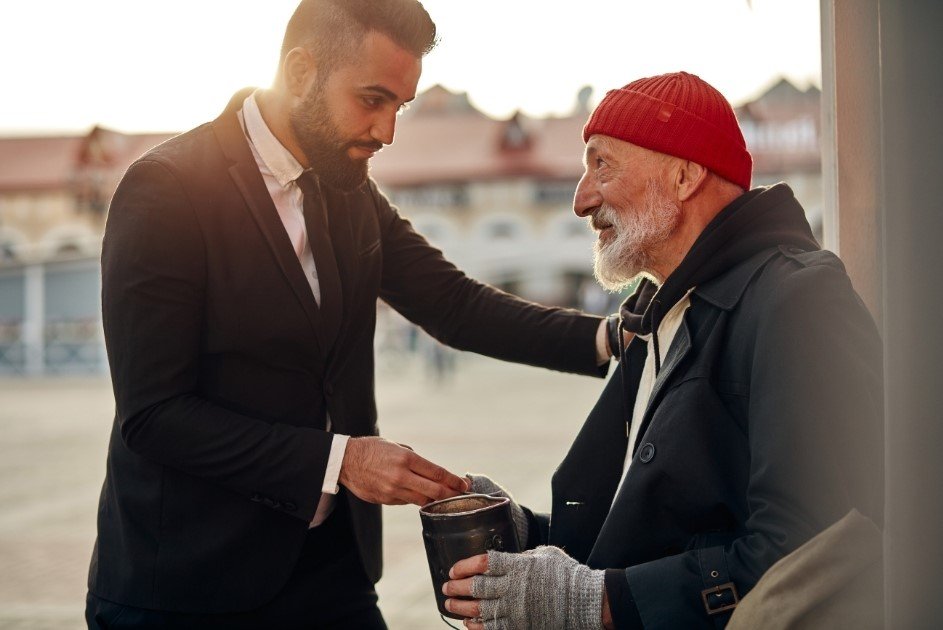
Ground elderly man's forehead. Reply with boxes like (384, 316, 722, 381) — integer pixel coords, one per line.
(585, 135, 618, 154)
(584, 135, 661, 162)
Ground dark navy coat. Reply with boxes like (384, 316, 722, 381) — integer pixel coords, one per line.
(534, 245, 883, 629)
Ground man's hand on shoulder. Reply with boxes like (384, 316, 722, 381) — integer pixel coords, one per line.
(339, 436, 468, 506)
(597, 314, 634, 364)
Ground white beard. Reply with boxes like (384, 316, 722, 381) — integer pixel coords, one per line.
(592, 178, 682, 291)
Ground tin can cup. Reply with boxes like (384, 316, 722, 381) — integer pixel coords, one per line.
(419, 493, 521, 619)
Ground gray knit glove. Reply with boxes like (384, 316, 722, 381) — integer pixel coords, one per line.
(466, 474, 530, 550)
(470, 546, 605, 630)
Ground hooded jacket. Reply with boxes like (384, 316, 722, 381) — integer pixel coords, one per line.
(525, 184, 883, 629)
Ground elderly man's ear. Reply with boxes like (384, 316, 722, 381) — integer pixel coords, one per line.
(673, 159, 709, 202)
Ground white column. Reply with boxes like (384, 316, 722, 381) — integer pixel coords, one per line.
(819, 0, 882, 327)
(22, 263, 44, 376)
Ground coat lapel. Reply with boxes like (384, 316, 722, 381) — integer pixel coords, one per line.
(634, 317, 693, 453)
(630, 250, 782, 452)
(586, 320, 695, 565)
(210, 89, 328, 361)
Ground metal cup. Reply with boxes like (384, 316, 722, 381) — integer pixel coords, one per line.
(419, 494, 521, 619)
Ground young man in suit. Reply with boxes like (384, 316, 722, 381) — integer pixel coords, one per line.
(86, 1, 613, 627)
(444, 72, 883, 629)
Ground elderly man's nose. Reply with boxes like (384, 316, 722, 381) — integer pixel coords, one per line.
(573, 176, 600, 217)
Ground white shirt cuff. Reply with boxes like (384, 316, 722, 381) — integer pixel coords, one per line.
(595, 318, 611, 365)
(321, 433, 349, 494)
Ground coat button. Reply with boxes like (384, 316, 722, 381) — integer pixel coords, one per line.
(639, 442, 656, 463)
(324, 383, 335, 396)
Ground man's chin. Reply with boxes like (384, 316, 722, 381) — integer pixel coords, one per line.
(593, 246, 647, 292)
(593, 260, 635, 292)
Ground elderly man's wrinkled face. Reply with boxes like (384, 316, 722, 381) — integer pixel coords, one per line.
(573, 136, 682, 289)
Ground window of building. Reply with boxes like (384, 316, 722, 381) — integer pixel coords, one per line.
(1, 241, 16, 262)
(54, 243, 82, 259)
(486, 221, 520, 240)
(390, 185, 468, 209)
(534, 180, 578, 205)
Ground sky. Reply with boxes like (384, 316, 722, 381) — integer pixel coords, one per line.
(0, 0, 821, 136)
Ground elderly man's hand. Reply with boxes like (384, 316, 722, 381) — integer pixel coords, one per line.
(338, 436, 467, 505)
(443, 546, 606, 630)
(465, 474, 529, 549)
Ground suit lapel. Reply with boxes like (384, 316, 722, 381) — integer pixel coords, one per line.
(210, 90, 328, 361)
(321, 185, 358, 352)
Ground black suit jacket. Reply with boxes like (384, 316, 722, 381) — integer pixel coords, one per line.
(89, 89, 604, 613)
(529, 246, 883, 628)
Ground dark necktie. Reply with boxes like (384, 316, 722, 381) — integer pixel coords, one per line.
(296, 170, 343, 349)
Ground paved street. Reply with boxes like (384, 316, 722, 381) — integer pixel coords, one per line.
(0, 353, 611, 629)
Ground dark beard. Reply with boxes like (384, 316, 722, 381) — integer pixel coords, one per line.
(288, 83, 380, 192)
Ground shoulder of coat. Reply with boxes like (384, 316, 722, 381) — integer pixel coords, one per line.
(775, 245, 846, 273)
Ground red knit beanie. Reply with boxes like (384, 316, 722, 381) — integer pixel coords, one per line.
(583, 71, 753, 190)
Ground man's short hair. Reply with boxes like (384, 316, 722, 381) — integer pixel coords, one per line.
(280, 0, 438, 76)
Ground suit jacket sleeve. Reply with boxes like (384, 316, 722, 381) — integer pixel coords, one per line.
(101, 158, 333, 522)
(369, 184, 606, 377)
(613, 263, 883, 628)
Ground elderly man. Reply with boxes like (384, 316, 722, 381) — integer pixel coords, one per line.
(444, 72, 883, 629)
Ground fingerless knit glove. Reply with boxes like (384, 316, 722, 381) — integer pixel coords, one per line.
(471, 546, 605, 630)
(466, 474, 530, 550)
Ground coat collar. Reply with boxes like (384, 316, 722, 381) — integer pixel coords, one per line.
(693, 247, 780, 311)
(628, 249, 777, 456)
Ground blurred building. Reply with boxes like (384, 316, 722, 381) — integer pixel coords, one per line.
(738, 78, 823, 235)
(0, 127, 173, 262)
(370, 85, 597, 310)
(373, 79, 824, 310)
(0, 78, 821, 375)
(0, 128, 174, 374)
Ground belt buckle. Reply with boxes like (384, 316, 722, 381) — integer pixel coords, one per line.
(701, 581, 739, 615)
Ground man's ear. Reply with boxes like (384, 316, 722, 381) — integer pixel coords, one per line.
(282, 47, 316, 98)
(674, 159, 709, 202)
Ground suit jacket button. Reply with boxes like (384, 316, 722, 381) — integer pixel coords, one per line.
(325, 383, 335, 396)
(639, 443, 656, 463)
(284, 502, 297, 512)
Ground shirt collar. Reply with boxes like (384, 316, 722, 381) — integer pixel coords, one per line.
(241, 90, 304, 187)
